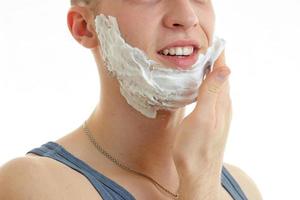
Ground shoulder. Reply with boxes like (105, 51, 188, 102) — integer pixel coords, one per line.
(223, 162, 263, 200)
(0, 155, 61, 200)
(0, 155, 104, 200)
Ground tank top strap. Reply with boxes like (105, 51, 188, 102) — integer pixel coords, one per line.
(27, 141, 135, 200)
(221, 166, 248, 200)
(27, 142, 247, 200)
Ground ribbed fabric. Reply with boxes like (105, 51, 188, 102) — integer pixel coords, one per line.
(27, 142, 248, 200)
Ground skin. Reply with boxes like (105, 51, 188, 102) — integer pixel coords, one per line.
(0, 0, 262, 199)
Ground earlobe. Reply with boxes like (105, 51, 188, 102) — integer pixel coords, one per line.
(67, 7, 99, 49)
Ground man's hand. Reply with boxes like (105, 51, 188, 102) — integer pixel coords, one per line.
(173, 50, 232, 199)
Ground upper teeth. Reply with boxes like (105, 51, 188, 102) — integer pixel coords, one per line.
(161, 46, 194, 56)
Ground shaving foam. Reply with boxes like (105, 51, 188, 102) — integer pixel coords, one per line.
(94, 14, 226, 118)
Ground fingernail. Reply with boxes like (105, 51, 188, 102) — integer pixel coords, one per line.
(216, 70, 230, 81)
(205, 67, 210, 76)
(203, 67, 210, 80)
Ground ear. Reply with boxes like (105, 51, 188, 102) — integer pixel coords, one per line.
(67, 6, 99, 49)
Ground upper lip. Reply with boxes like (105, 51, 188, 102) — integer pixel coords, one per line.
(157, 40, 201, 53)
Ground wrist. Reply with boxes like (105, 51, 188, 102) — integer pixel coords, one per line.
(175, 157, 223, 180)
(178, 177, 222, 200)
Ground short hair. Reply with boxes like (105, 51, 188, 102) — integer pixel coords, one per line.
(71, 0, 94, 6)
(71, 0, 100, 13)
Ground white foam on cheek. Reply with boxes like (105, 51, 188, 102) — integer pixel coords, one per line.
(94, 14, 226, 118)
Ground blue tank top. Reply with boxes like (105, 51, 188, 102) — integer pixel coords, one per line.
(26, 142, 248, 200)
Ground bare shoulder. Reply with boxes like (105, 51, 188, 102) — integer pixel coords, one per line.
(0, 156, 57, 200)
(223, 163, 263, 200)
(0, 155, 104, 200)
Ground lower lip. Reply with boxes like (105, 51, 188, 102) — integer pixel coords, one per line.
(157, 49, 200, 70)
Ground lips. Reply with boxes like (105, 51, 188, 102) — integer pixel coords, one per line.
(156, 40, 201, 70)
(157, 49, 200, 70)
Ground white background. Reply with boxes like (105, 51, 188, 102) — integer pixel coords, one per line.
(1, 0, 300, 199)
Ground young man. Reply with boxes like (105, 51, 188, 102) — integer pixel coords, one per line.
(0, 0, 262, 199)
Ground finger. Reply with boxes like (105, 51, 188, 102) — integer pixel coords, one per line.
(215, 80, 231, 130)
(193, 66, 231, 118)
(214, 49, 230, 114)
(203, 49, 227, 80)
(215, 95, 232, 147)
(212, 49, 226, 70)
(223, 96, 233, 142)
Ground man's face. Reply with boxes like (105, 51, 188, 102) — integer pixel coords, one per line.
(95, 0, 215, 69)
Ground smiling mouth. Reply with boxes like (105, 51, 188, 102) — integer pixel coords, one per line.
(156, 46, 200, 69)
(157, 46, 199, 57)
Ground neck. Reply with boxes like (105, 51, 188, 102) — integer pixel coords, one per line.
(87, 94, 185, 173)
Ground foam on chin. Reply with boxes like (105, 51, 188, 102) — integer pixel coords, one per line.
(94, 14, 226, 118)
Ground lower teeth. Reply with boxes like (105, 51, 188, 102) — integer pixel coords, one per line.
(169, 55, 188, 57)
(160, 54, 188, 56)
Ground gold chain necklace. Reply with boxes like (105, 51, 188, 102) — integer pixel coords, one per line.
(82, 120, 179, 199)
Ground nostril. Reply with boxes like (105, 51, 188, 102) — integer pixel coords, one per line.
(173, 23, 182, 27)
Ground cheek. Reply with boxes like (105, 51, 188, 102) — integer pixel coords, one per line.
(199, 8, 216, 46)
(116, 13, 157, 53)
(207, 6, 216, 44)
(208, 15, 216, 44)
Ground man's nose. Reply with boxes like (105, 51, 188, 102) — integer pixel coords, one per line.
(163, 0, 199, 31)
